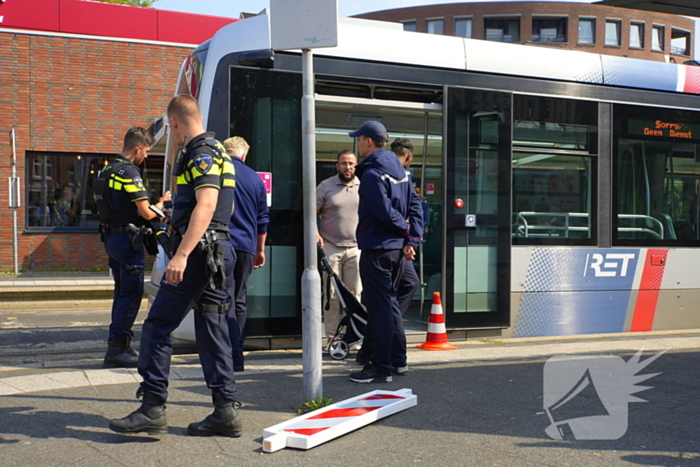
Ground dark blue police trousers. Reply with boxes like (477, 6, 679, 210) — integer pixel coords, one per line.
(105, 233, 144, 342)
(359, 249, 406, 374)
(358, 256, 417, 367)
(138, 240, 237, 404)
(397, 259, 420, 316)
(225, 250, 255, 370)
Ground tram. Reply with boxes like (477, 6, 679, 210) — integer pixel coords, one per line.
(146, 14, 700, 343)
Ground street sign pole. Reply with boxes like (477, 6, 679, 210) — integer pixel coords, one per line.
(300, 48, 323, 399)
(9, 129, 19, 274)
(270, 0, 338, 400)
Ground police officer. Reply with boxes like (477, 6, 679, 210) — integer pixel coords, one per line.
(348, 121, 421, 384)
(355, 138, 423, 369)
(96, 127, 171, 369)
(109, 95, 240, 437)
(389, 138, 423, 319)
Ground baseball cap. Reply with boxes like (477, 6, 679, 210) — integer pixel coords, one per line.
(348, 121, 389, 142)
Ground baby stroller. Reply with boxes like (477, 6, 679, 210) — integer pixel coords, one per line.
(318, 246, 368, 360)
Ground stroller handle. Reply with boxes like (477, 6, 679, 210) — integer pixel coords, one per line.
(318, 244, 333, 274)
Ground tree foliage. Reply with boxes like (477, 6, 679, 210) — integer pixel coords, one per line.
(87, 0, 160, 7)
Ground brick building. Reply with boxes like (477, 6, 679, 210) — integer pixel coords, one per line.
(356, 1, 695, 64)
(0, 0, 235, 272)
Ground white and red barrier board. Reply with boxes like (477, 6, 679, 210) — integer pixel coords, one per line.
(263, 388, 417, 453)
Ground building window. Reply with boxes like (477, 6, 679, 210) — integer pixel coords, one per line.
(485, 17, 520, 43)
(32, 157, 53, 181)
(25, 152, 163, 231)
(532, 17, 567, 43)
(614, 104, 700, 246)
(402, 20, 416, 32)
(25, 153, 102, 229)
(426, 18, 444, 35)
(578, 18, 595, 44)
(455, 17, 472, 38)
(630, 22, 644, 49)
(652, 25, 665, 52)
(605, 19, 621, 46)
(671, 28, 691, 55)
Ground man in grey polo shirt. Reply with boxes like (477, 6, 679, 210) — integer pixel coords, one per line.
(317, 149, 362, 344)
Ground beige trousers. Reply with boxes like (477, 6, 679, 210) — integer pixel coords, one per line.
(322, 242, 362, 339)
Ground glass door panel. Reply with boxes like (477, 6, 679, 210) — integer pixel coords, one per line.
(229, 66, 303, 337)
(445, 87, 511, 328)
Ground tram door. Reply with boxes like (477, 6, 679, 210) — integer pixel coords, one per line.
(443, 87, 511, 329)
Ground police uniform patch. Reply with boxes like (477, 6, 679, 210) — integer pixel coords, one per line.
(133, 177, 145, 191)
(194, 154, 213, 174)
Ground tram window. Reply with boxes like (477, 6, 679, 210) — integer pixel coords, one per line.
(513, 95, 598, 152)
(512, 152, 595, 245)
(613, 104, 700, 246)
(616, 140, 700, 244)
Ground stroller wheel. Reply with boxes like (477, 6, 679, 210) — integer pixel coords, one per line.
(328, 338, 349, 360)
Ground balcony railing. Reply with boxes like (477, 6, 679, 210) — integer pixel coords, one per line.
(485, 34, 520, 43)
(670, 45, 689, 55)
(531, 34, 567, 43)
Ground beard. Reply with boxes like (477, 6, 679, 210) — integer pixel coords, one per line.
(338, 172, 355, 183)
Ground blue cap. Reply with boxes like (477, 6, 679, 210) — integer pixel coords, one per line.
(348, 121, 389, 142)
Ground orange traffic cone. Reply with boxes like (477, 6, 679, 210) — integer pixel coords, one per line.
(417, 292, 458, 351)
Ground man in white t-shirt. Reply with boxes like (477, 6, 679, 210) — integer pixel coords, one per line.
(317, 150, 362, 343)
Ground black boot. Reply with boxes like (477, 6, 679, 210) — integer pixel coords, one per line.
(109, 391, 167, 435)
(104, 337, 138, 368)
(125, 336, 139, 358)
(187, 394, 242, 437)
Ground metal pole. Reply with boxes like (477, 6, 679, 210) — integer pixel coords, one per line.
(10, 129, 19, 274)
(301, 48, 323, 399)
(419, 114, 429, 320)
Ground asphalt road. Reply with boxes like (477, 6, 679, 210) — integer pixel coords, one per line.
(0, 332, 699, 466)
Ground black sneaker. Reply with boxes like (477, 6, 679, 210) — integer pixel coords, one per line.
(350, 366, 392, 383)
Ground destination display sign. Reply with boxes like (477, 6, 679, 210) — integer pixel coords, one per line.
(628, 119, 699, 139)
